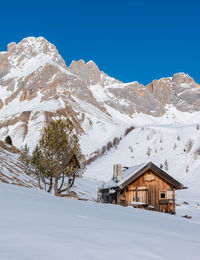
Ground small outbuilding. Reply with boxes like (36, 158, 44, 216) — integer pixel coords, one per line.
(98, 162, 186, 214)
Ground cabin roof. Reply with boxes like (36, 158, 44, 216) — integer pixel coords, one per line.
(102, 162, 186, 190)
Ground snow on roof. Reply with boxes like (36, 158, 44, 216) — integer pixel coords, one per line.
(103, 162, 148, 189)
(102, 161, 185, 190)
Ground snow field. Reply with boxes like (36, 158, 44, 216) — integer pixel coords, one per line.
(0, 181, 200, 260)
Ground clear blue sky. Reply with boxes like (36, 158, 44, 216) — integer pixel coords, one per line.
(1, 0, 200, 85)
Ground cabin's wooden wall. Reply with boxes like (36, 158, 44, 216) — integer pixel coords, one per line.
(121, 169, 173, 212)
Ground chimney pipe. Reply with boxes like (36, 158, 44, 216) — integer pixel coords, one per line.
(113, 164, 122, 182)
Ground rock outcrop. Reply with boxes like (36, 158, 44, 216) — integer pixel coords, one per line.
(0, 36, 200, 150)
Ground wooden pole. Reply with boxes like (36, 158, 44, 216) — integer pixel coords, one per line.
(172, 188, 176, 214)
(136, 186, 138, 202)
(116, 190, 120, 204)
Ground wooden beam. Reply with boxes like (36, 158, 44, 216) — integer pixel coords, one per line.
(172, 188, 176, 214)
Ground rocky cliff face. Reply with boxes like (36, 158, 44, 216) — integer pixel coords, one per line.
(0, 36, 199, 152)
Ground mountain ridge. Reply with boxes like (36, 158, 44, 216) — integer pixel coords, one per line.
(0, 36, 200, 154)
(0, 36, 200, 209)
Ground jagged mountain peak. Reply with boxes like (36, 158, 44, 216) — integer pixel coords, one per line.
(7, 36, 57, 56)
(69, 59, 101, 85)
(1, 36, 200, 152)
(6, 36, 67, 70)
(69, 59, 121, 86)
(69, 59, 98, 68)
(69, 59, 99, 71)
(172, 72, 195, 85)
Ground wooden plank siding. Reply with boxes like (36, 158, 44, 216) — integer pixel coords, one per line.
(99, 162, 186, 214)
(118, 169, 174, 213)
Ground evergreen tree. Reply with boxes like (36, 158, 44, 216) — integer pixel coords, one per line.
(5, 135, 12, 145)
(19, 119, 85, 195)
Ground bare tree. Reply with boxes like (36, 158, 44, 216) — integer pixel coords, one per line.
(195, 147, 200, 156)
(164, 159, 168, 171)
(113, 137, 120, 148)
(184, 139, 194, 153)
(101, 145, 107, 155)
(106, 141, 112, 151)
(146, 146, 151, 157)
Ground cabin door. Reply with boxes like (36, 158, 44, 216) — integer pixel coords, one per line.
(133, 186, 148, 204)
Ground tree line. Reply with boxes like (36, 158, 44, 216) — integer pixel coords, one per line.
(87, 125, 135, 165)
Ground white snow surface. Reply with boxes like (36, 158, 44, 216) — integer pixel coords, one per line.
(0, 181, 200, 260)
(82, 105, 200, 209)
(4, 55, 74, 80)
(1, 37, 200, 258)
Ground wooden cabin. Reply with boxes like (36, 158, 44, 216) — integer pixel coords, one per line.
(98, 162, 186, 214)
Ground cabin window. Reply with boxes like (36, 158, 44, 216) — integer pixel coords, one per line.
(160, 191, 166, 199)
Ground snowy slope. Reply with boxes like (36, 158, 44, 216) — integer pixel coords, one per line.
(0, 37, 200, 259)
(0, 141, 38, 188)
(0, 36, 200, 213)
(0, 181, 200, 260)
(1, 36, 200, 156)
(84, 106, 200, 205)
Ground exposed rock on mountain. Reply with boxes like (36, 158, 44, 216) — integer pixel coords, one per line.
(0, 36, 200, 153)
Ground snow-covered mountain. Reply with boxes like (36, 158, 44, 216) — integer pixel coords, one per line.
(0, 36, 200, 153)
(0, 36, 200, 202)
